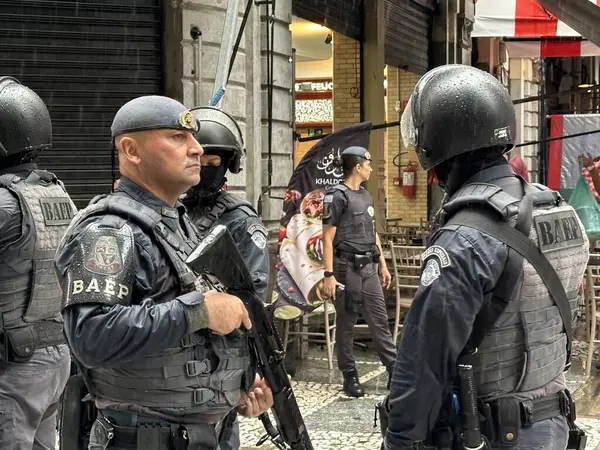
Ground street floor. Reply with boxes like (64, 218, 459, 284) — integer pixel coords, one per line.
(240, 341, 600, 450)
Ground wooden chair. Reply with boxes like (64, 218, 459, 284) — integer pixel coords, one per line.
(584, 264, 600, 376)
(282, 300, 337, 371)
(389, 243, 424, 344)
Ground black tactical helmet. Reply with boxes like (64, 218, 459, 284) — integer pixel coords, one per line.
(401, 65, 516, 171)
(0, 76, 52, 158)
(191, 106, 244, 174)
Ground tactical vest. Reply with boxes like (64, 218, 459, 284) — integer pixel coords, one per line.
(64, 194, 254, 417)
(439, 182, 589, 399)
(330, 184, 377, 251)
(0, 170, 76, 359)
(191, 191, 256, 236)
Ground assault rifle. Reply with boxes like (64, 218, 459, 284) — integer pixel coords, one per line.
(186, 224, 314, 450)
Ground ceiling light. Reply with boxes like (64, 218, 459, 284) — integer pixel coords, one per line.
(307, 23, 329, 31)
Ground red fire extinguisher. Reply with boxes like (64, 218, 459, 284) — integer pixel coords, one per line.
(402, 162, 417, 197)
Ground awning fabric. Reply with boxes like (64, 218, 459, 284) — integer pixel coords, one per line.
(505, 39, 600, 58)
(474, 0, 600, 57)
(473, 0, 599, 38)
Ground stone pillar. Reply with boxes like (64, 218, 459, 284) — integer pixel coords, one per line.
(510, 58, 541, 183)
(162, 0, 293, 229)
(362, 0, 386, 228)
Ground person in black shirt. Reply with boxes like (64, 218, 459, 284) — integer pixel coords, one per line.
(322, 146, 397, 398)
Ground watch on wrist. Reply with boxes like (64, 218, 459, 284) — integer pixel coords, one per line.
(324, 271, 334, 278)
(588, 165, 596, 172)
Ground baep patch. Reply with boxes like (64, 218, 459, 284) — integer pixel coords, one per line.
(420, 259, 441, 287)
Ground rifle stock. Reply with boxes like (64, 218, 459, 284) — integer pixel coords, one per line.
(186, 225, 313, 450)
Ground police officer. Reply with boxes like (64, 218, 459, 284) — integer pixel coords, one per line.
(183, 106, 270, 301)
(322, 146, 397, 398)
(182, 107, 270, 450)
(383, 65, 589, 450)
(0, 76, 73, 449)
(54, 95, 273, 450)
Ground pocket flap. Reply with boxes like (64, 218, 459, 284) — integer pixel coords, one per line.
(6, 326, 36, 358)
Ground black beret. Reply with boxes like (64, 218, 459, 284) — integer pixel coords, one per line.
(111, 95, 199, 138)
(342, 146, 371, 160)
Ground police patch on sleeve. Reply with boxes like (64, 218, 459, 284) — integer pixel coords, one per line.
(421, 245, 451, 267)
(248, 223, 268, 250)
(63, 222, 136, 308)
(420, 259, 441, 287)
(85, 234, 124, 275)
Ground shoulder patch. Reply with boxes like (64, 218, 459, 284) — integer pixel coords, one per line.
(248, 223, 268, 249)
(421, 245, 451, 267)
(533, 210, 585, 253)
(420, 259, 441, 287)
(85, 233, 124, 275)
(63, 221, 136, 308)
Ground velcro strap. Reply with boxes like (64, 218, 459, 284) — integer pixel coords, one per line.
(36, 321, 66, 347)
(110, 423, 172, 448)
(521, 392, 568, 427)
(224, 356, 251, 370)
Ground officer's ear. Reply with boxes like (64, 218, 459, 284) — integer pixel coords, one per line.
(116, 135, 142, 166)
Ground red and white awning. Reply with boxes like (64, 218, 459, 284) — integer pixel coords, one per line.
(473, 0, 600, 38)
(505, 40, 600, 58)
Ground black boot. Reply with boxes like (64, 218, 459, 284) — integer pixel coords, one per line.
(343, 369, 365, 398)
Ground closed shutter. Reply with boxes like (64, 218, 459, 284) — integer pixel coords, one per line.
(385, 0, 433, 75)
(292, 0, 362, 40)
(0, 0, 163, 208)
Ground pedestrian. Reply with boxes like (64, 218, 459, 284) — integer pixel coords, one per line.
(322, 146, 397, 397)
(0, 76, 73, 449)
(54, 95, 273, 450)
(182, 106, 271, 450)
(383, 64, 589, 450)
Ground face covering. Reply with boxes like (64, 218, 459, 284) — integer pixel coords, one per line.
(198, 164, 228, 194)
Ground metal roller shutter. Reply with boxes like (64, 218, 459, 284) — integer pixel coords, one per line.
(385, 0, 433, 75)
(292, 0, 362, 40)
(0, 0, 163, 208)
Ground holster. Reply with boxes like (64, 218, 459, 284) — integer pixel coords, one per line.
(375, 396, 389, 437)
(344, 289, 363, 314)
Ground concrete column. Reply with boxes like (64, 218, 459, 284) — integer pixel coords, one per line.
(362, 0, 386, 228)
(332, 33, 361, 132)
(162, 0, 293, 229)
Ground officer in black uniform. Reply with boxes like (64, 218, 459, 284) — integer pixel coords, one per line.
(383, 65, 589, 450)
(54, 95, 273, 450)
(182, 107, 270, 450)
(183, 106, 270, 301)
(0, 77, 73, 449)
(322, 146, 397, 398)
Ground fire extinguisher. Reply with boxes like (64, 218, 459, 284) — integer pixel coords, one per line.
(402, 162, 417, 197)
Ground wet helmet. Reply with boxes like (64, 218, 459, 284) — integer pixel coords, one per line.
(191, 106, 244, 174)
(401, 64, 516, 171)
(0, 76, 52, 158)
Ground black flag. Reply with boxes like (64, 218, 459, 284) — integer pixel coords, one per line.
(271, 121, 372, 319)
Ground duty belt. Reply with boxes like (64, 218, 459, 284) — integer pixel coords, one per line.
(98, 409, 227, 450)
(481, 390, 573, 445)
(334, 249, 379, 264)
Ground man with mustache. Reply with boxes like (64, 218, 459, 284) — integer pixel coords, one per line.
(55, 96, 272, 450)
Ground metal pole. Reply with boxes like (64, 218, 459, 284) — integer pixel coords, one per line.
(515, 127, 600, 148)
(210, 0, 243, 107)
(291, 48, 297, 168)
(191, 26, 203, 106)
